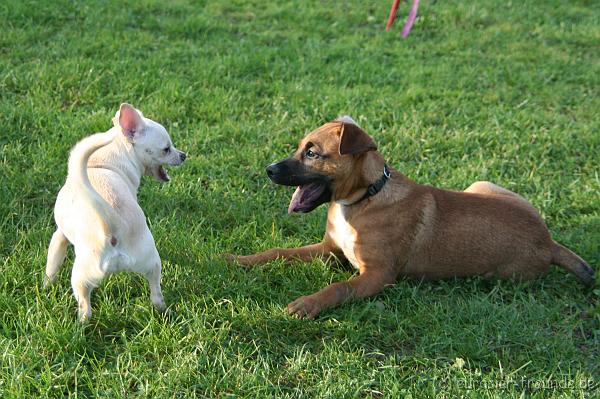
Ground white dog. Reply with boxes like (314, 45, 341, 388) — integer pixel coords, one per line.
(45, 103, 186, 321)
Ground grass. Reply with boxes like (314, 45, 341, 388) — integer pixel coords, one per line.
(1, 0, 599, 397)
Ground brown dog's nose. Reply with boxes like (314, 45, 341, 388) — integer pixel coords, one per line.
(266, 163, 277, 178)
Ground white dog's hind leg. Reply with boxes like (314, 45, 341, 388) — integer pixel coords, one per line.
(145, 262, 166, 313)
(44, 229, 69, 288)
(71, 257, 97, 322)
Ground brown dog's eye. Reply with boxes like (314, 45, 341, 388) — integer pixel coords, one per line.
(305, 149, 318, 159)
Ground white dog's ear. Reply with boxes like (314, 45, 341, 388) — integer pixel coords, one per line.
(113, 103, 143, 141)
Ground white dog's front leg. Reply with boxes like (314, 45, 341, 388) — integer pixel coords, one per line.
(145, 264, 166, 313)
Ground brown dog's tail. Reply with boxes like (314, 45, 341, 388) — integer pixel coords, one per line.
(551, 241, 595, 286)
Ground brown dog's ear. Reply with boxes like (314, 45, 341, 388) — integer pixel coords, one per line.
(338, 122, 377, 155)
(113, 103, 144, 141)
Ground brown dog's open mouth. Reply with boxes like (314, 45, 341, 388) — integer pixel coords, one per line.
(288, 182, 330, 214)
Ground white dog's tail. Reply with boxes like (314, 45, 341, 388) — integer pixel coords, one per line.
(67, 131, 118, 234)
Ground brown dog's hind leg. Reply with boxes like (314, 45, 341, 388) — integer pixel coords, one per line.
(464, 181, 524, 199)
(464, 181, 539, 213)
(287, 268, 397, 319)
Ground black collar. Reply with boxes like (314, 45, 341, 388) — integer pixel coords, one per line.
(351, 164, 391, 205)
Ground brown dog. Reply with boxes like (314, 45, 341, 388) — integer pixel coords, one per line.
(228, 116, 594, 319)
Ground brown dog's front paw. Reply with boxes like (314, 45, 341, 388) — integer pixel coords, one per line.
(222, 253, 238, 264)
(222, 253, 254, 267)
(287, 295, 322, 319)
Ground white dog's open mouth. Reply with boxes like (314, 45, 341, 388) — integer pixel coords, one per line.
(153, 165, 170, 182)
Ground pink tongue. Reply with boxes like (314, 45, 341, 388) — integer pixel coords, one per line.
(288, 186, 302, 214)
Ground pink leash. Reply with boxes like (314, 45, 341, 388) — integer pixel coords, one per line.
(386, 0, 420, 38)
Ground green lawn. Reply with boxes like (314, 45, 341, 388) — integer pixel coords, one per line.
(1, 0, 599, 397)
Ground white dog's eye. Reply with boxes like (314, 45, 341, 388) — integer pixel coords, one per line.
(163, 147, 170, 154)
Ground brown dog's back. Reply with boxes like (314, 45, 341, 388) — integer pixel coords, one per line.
(375, 178, 592, 284)
(395, 186, 551, 280)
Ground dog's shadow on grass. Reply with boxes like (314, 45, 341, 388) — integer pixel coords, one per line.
(172, 253, 597, 361)
(71, 241, 596, 368)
